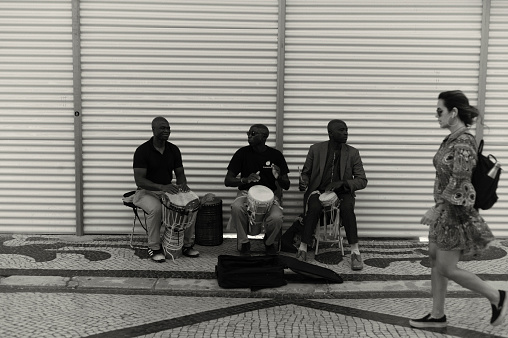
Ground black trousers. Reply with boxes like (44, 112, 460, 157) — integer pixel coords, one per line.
(301, 192, 358, 246)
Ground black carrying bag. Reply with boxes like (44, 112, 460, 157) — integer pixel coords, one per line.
(280, 215, 304, 253)
(279, 255, 343, 283)
(472, 139, 501, 210)
(216, 255, 287, 291)
(215, 254, 343, 291)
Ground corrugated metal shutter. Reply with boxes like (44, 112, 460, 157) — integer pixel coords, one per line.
(80, 0, 280, 233)
(482, 0, 508, 237)
(283, 0, 485, 237)
(0, 1, 75, 233)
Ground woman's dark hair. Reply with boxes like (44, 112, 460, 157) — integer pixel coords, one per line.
(438, 90, 479, 127)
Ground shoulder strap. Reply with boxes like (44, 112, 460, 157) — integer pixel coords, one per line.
(478, 139, 484, 154)
(464, 132, 482, 154)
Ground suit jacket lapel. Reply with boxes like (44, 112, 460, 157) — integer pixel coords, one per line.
(319, 141, 328, 177)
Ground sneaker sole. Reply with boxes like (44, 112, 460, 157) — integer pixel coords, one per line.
(151, 258, 165, 263)
(183, 253, 199, 258)
(409, 320, 447, 329)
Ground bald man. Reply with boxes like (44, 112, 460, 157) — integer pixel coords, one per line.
(132, 117, 199, 262)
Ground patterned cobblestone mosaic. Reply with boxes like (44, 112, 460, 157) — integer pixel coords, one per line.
(0, 234, 507, 337)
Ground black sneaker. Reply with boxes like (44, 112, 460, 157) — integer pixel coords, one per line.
(491, 290, 508, 326)
(265, 244, 278, 256)
(147, 247, 165, 263)
(409, 313, 447, 328)
(239, 242, 251, 256)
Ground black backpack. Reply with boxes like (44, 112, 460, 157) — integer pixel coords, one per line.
(471, 138, 501, 210)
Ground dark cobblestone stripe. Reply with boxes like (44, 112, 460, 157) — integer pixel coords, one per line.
(2, 235, 506, 268)
(300, 299, 506, 338)
(49, 295, 504, 338)
(84, 299, 292, 338)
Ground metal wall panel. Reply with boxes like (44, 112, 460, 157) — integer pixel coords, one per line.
(0, 1, 75, 233)
(482, 0, 508, 237)
(79, 0, 280, 233)
(283, 0, 485, 237)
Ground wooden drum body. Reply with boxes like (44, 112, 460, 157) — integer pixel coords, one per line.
(161, 190, 200, 259)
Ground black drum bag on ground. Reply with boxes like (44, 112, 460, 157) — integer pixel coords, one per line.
(216, 255, 286, 291)
(216, 254, 343, 291)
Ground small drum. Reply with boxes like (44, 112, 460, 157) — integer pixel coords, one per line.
(318, 191, 341, 229)
(247, 185, 274, 228)
(319, 191, 339, 211)
(161, 190, 200, 260)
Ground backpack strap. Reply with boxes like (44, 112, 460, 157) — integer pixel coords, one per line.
(478, 139, 484, 154)
(464, 132, 481, 154)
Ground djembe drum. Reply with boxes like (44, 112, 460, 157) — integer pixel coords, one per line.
(315, 191, 343, 255)
(246, 185, 274, 234)
(161, 190, 200, 260)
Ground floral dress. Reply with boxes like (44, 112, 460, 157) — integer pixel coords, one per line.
(429, 128, 494, 256)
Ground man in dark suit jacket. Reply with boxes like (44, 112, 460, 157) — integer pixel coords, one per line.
(299, 119, 367, 270)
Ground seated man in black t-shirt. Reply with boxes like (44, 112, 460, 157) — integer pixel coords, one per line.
(224, 124, 291, 256)
(132, 117, 199, 263)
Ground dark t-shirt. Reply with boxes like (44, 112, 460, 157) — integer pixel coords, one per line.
(227, 145, 289, 192)
(133, 137, 183, 185)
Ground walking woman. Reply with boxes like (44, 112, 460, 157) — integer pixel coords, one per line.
(410, 90, 506, 328)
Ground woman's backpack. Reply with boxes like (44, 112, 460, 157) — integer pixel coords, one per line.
(472, 139, 501, 210)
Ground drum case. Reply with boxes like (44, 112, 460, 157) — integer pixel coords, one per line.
(215, 254, 343, 291)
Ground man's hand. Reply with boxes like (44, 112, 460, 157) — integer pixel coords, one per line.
(160, 184, 180, 194)
(246, 171, 261, 183)
(298, 175, 309, 191)
(325, 181, 344, 192)
(271, 164, 280, 179)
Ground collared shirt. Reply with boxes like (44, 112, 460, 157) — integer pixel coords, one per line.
(133, 137, 183, 185)
(318, 142, 342, 191)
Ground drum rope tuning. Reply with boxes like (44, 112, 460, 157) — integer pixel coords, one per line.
(247, 185, 274, 231)
(161, 190, 201, 262)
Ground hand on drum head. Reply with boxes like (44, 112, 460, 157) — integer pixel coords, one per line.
(161, 183, 182, 194)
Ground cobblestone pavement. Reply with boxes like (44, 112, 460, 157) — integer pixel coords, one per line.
(0, 234, 507, 337)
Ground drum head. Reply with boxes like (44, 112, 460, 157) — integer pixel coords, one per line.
(165, 191, 200, 211)
(319, 191, 338, 204)
(248, 185, 274, 203)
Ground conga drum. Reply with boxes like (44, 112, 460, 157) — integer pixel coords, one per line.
(160, 190, 200, 260)
(195, 197, 223, 246)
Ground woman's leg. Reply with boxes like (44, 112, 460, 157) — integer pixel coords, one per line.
(429, 242, 447, 318)
(435, 248, 500, 305)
